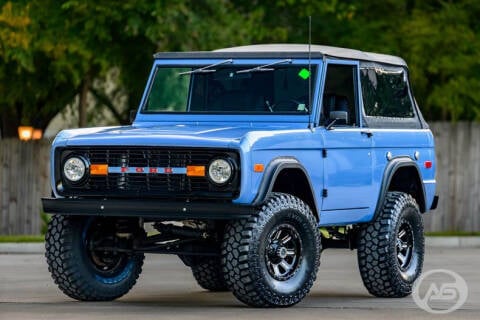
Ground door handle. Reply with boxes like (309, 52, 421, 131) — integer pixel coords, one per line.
(361, 131, 373, 138)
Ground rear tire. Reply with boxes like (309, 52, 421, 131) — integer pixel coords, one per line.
(222, 193, 321, 307)
(191, 257, 228, 291)
(45, 215, 145, 301)
(357, 191, 424, 297)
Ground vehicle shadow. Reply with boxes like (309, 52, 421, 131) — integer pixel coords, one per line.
(118, 290, 372, 308)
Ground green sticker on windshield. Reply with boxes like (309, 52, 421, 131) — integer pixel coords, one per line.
(298, 68, 310, 80)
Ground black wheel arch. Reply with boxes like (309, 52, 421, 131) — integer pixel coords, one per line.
(372, 157, 427, 221)
(252, 157, 319, 221)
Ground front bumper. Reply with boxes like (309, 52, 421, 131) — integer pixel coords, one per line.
(42, 198, 256, 220)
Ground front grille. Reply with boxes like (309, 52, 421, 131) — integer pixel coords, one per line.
(56, 147, 240, 199)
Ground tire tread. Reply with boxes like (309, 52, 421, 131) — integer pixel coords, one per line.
(222, 193, 321, 307)
(191, 257, 228, 291)
(357, 191, 424, 298)
(45, 215, 144, 301)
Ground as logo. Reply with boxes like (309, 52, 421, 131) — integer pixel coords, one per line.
(413, 269, 468, 314)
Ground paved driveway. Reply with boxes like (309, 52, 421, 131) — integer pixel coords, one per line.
(1, 248, 478, 319)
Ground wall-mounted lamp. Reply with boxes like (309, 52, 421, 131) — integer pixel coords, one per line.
(18, 126, 43, 141)
(32, 129, 43, 140)
(18, 126, 34, 141)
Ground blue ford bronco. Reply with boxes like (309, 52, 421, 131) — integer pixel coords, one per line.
(43, 44, 438, 307)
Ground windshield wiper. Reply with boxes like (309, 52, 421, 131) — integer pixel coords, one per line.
(178, 59, 233, 75)
(236, 59, 292, 74)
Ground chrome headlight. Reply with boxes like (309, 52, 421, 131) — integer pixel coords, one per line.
(208, 158, 233, 185)
(63, 156, 87, 182)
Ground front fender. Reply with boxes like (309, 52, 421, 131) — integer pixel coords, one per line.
(251, 157, 320, 219)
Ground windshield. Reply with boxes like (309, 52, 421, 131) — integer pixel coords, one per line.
(142, 64, 316, 114)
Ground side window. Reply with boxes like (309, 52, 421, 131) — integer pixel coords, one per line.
(322, 64, 358, 126)
(360, 66, 414, 118)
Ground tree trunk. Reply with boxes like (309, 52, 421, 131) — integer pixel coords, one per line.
(78, 72, 92, 128)
(89, 87, 127, 124)
(0, 104, 22, 138)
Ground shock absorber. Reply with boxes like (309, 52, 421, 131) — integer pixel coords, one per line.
(115, 218, 141, 239)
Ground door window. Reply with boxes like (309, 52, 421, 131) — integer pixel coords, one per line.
(321, 64, 358, 127)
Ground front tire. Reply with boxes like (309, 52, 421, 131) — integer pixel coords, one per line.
(357, 191, 424, 297)
(222, 193, 321, 307)
(45, 215, 145, 301)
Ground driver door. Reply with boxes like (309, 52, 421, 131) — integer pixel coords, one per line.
(320, 61, 374, 225)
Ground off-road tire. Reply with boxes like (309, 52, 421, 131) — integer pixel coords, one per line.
(222, 193, 321, 307)
(191, 257, 228, 291)
(357, 191, 424, 297)
(45, 215, 145, 301)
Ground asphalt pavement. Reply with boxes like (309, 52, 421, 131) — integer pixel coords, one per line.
(0, 248, 479, 320)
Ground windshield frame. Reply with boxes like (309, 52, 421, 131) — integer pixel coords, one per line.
(136, 58, 323, 123)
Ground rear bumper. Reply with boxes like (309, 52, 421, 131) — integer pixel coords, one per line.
(42, 198, 256, 220)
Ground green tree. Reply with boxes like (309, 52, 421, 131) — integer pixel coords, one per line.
(0, 1, 82, 137)
(0, 0, 268, 138)
(303, 0, 480, 121)
(400, 1, 480, 121)
(1, 0, 479, 138)
(242, 0, 480, 121)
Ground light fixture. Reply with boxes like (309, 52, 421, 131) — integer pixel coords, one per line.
(208, 158, 233, 185)
(32, 129, 43, 140)
(18, 126, 34, 141)
(17, 126, 43, 141)
(63, 156, 87, 182)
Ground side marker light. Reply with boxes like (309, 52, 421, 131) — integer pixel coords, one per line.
(254, 164, 264, 173)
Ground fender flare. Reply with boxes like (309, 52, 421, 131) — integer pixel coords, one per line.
(371, 157, 427, 221)
(252, 157, 320, 219)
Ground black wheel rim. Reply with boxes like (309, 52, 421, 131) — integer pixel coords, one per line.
(265, 223, 302, 281)
(83, 219, 129, 277)
(396, 220, 414, 271)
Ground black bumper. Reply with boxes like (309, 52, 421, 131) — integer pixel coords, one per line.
(42, 198, 256, 220)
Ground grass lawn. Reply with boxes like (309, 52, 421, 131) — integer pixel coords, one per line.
(425, 231, 480, 237)
(0, 235, 45, 243)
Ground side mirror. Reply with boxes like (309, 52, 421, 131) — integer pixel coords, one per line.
(129, 110, 137, 123)
(329, 111, 349, 125)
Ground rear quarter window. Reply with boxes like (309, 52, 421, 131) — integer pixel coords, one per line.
(360, 63, 421, 129)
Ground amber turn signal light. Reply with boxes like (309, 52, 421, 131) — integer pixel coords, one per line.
(90, 164, 108, 175)
(187, 165, 206, 177)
